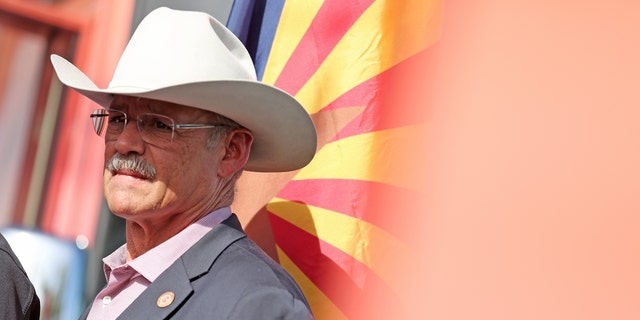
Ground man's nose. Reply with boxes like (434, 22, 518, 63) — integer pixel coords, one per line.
(113, 120, 145, 154)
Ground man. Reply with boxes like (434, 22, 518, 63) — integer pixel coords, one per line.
(0, 233, 40, 320)
(51, 7, 316, 319)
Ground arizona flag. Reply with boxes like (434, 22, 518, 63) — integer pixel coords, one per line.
(228, 0, 442, 318)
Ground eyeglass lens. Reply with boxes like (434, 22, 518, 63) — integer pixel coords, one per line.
(89, 109, 177, 141)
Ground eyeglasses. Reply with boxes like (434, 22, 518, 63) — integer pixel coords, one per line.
(90, 108, 229, 142)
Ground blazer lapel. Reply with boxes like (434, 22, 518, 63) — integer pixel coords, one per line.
(116, 214, 247, 320)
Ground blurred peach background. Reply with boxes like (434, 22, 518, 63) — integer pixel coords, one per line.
(402, 1, 640, 319)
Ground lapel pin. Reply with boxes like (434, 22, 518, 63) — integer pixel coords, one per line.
(157, 291, 175, 308)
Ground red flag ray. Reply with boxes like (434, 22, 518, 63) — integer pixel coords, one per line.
(323, 48, 434, 142)
(278, 179, 424, 244)
(269, 212, 399, 320)
(274, 0, 375, 95)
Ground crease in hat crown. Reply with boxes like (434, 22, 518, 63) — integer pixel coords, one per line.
(108, 7, 257, 91)
(50, 7, 318, 172)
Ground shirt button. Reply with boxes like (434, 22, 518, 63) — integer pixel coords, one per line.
(103, 296, 112, 305)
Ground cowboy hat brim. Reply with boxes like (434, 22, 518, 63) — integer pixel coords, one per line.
(51, 54, 317, 172)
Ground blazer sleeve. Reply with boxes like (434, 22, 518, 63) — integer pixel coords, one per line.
(0, 234, 41, 320)
(228, 286, 313, 320)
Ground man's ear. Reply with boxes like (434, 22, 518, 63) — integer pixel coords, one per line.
(217, 128, 253, 178)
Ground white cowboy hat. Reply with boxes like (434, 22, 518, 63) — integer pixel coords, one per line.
(50, 7, 316, 172)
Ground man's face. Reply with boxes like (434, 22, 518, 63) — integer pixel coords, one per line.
(102, 95, 224, 223)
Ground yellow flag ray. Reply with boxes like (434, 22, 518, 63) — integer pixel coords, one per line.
(276, 246, 348, 320)
(262, 1, 324, 85)
(293, 123, 429, 192)
(295, 0, 439, 114)
(269, 198, 414, 296)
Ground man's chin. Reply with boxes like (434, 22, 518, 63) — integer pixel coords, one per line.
(104, 186, 152, 212)
(106, 201, 150, 220)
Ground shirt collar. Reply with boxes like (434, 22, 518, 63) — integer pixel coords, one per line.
(102, 206, 232, 282)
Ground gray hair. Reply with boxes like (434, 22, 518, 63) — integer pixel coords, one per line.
(205, 113, 242, 149)
(205, 113, 245, 203)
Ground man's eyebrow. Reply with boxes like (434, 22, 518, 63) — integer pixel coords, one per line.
(108, 99, 130, 109)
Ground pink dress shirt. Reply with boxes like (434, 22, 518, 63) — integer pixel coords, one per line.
(86, 207, 232, 319)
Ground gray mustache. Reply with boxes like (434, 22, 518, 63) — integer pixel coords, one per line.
(107, 154, 157, 179)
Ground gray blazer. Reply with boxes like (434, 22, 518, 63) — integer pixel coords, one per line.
(82, 214, 313, 319)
